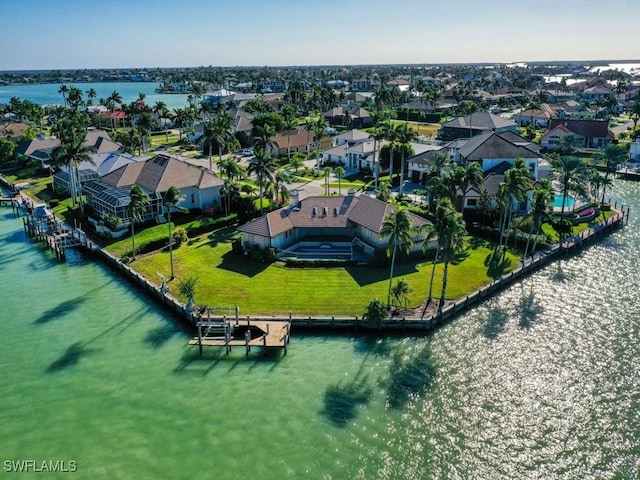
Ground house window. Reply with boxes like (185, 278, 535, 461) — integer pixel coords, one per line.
(191, 194, 195, 203)
(467, 199, 477, 207)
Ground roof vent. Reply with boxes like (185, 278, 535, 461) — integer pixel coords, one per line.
(312, 207, 317, 216)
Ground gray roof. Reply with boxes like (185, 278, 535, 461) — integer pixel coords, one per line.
(98, 153, 223, 193)
(458, 132, 541, 161)
(238, 194, 429, 238)
(442, 112, 516, 131)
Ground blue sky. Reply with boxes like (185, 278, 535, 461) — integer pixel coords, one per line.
(1, 0, 638, 70)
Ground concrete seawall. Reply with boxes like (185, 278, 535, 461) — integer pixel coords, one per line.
(2, 172, 627, 334)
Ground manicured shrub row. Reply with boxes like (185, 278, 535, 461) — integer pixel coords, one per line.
(185, 213, 237, 236)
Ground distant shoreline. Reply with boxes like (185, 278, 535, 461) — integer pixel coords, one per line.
(2, 59, 640, 74)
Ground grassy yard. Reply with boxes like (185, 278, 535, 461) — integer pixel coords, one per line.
(541, 209, 616, 243)
(128, 227, 519, 316)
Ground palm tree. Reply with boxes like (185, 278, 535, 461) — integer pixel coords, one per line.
(334, 165, 346, 195)
(311, 117, 327, 171)
(270, 170, 292, 205)
(323, 166, 333, 195)
(436, 199, 467, 314)
(129, 184, 150, 260)
(631, 97, 640, 132)
(281, 104, 297, 159)
(86, 88, 97, 107)
(217, 157, 245, 215)
(552, 156, 589, 218)
(153, 101, 169, 142)
(597, 144, 626, 204)
(391, 278, 413, 308)
(52, 135, 94, 213)
(496, 158, 531, 256)
(395, 122, 417, 194)
(380, 208, 416, 308)
(67, 86, 84, 111)
(450, 161, 484, 214)
(556, 133, 582, 155)
(164, 186, 186, 279)
(107, 90, 123, 129)
(58, 84, 69, 106)
(172, 107, 189, 141)
(137, 111, 155, 153)
(370, 109, 391, 188)
(247, 147, 277, 214)
(524, 179, 553, 259)
(381, 120, 398, 183)
(199, 113, 233, 171)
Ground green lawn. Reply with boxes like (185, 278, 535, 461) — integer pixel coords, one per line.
(541, 210, 616, 243)
(128, 227, 519, 316)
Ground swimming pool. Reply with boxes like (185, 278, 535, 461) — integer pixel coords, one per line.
(554, 194, 575, 209)
(280, 240, 356, 261)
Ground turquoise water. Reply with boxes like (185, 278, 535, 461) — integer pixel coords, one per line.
(0, 82, 190, 110)
(1, 182, 639, 479)
(554, 193, 575, 209)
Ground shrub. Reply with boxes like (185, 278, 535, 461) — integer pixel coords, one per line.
(102, 213, 123, 231)
(363, 299, 387, 327)
(172, 226, 188, 245)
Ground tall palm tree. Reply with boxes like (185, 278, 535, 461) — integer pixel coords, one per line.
(380, 208, 416, 308)
(137, 111, 155, 153)
(437, 199, 467, 313)
(552, 155, 589, 218)
(450, 161, 484, 214)
(270, 170, 292, 205)
(153, 101, 169, 142)
(164, 186, 186, 280)
(67, 86, 84, 111)
(381, 120, 398, 183)
(334, 165, 346, 195)
(323, 166, 333, 195)
(217, 157, 245, 215)
(281, 104, 297, 160)
(247, 142, 277, 214)
(395, 122, 417, 194)
(129, 184, 150, 261)
(58, 84, 69, 106)
(370, 109, 391, 188)
(556, 133, 582, 155)
(86, 88, 97, 107)
(107, 90, 123, 129)
(172, 107, 188, 141)
(597, 143, 626, 203)
(52, 135, 94, 213)
(311, 117, 327, 171)
(199, 113, 233, 171)
(495, 158, 531, 256)
(524, 179, 553, 259)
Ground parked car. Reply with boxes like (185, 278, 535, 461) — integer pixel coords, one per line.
(240, 148, 253, 156)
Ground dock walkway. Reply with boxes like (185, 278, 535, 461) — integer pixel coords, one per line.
(188, 318, 291, 356)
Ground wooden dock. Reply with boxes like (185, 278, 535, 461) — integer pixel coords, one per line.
(188, 318, 291, 356)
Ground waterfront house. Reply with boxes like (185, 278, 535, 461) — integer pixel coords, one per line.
(15, 129, 120, 169)
(438, 112, 518, 141)
(84, 153, 223, 223)
(514, 104, 554, 127)
(52, 151, 148, 197)
(271, 126, 331, 159)
(541, 119, 614, 150)
(237, 192, 433, 254)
